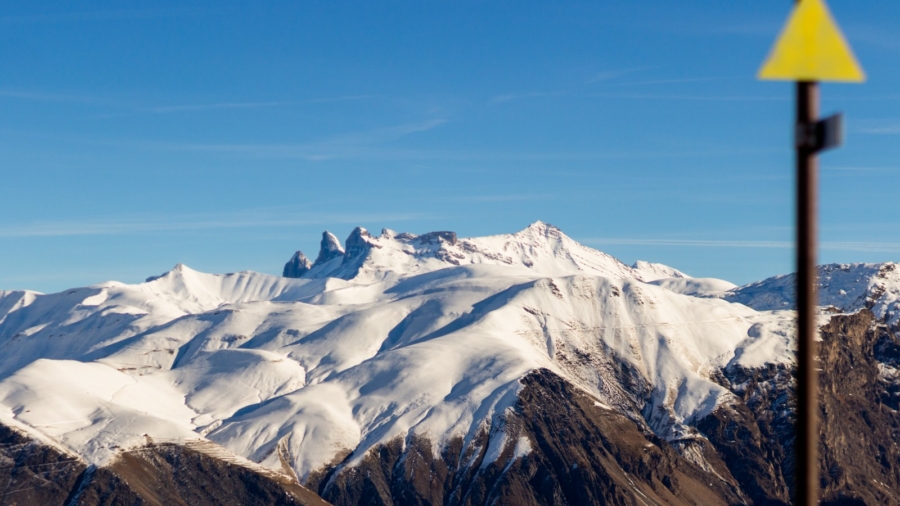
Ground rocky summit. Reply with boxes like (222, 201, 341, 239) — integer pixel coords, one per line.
(1, 222, 899, 505)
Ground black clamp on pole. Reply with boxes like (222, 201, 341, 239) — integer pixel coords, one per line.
(796, 113, 844, 153)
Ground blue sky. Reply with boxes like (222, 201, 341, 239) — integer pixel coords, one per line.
(2, 1, 899, 292)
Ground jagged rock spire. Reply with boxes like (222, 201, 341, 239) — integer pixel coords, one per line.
(315, 231, 345, 266)
(282, 231, 347, 279)
(342, 227, 374, 262)
(283, 251, 312, 278)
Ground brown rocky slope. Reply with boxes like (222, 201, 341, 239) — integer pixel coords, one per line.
(0, 424, 329, 506)
(699, 309, 900, 505)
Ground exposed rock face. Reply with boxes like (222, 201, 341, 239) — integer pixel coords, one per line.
(697, 363, 794, 505)
(0, 425, 329, 506)
(315, 231, 345, 266)
(282, 231, 345, 279)
(284, 251, 313, 278)
(0, 424, 84, 505)
(816, 311, 900, 505)
(697, 309, 900, 506)
(341, 227, 377, 272)
(312, 369, 744, 506)
(416, 231, 457, 246)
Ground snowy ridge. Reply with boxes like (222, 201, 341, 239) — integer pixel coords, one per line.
(0, 221, 872, 484)
(631, 260, 689, 282)
(728, 262, 900, 327)
(0, 290, 40, 323)
(286, 221, 647, 283)
(650, 277, 737, 299)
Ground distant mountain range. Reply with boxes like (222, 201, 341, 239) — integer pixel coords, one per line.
(2, 222, 899, 505)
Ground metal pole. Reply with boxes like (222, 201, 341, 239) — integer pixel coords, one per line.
(795, 80, 819, 506)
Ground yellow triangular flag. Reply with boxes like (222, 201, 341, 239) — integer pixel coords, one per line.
(758, 0, 865, 82)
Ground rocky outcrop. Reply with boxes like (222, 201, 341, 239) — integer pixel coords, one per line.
(0, 424, 84, 505)
(0, 425, 329, 506)
(312, 369, 744, 506)
(697, 363, 794, 505)
(416, 231, 457, 246)
(282, 231, 346, 279)
(816, 311, 900, 505)
(315, 231, 345, 266)
(698, 309, 900, 505)
(284, 251, 313, 278)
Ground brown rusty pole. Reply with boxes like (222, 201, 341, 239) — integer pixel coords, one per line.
(795, 80, 819, 506)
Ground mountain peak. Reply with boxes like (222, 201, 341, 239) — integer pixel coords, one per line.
(525, 219, 553, 231)
(280, 222, 639, 282)
(145, 263, 193, 283)
(519, 220, 561, 239)
(344, 227, 375, 258)
(315, 231, 345, 265)
(283, 251, 313, 279)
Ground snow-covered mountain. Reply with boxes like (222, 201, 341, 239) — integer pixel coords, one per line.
(1, 222, 897, 505)
(727, 262, 900, 326)
(282, 221, 641, 282)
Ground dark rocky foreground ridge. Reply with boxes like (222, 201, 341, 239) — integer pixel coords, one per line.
(310, 368, 744, 506)
(4, 311, 900, 505)
(0, 426, 329, 506)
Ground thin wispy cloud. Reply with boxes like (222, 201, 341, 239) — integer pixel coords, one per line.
(822, 166, 900, 173)
(0, 87, 375, 117)
(60, 128, 777, 162)
(490, 67, 654, 104)
(582, 238, 900, 253)
(813, 242, 900, 253)
(148, 101, 297, 114)
(584, 92, 787, 102)
(0, 89, 122, 107)
(859, 125, 900, 135)
(0, 211, 433, 239)
(141, 118, 447, 160)
(448, 193, 554, 203)
(0, 8, 201, 25)
(489, 87, 783, 106)
(489, 91, 562, 104)
(703, 21, 781, 36)
(143, 95, 374, 115)
(844, 24, 900, 51)
(587, 67, 652, 84)
(582, 238, 791, 248)
(610, 77, 734, 87)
